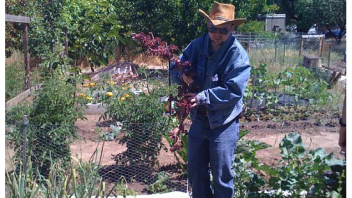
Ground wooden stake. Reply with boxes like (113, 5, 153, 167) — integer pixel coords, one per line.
(23, 23, 30, 89)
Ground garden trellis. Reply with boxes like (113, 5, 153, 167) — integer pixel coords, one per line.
(12, 114, 188, 196)
(5, 67, 190, 196)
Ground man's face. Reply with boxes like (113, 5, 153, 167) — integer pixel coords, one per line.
(207, 22, 233, 47)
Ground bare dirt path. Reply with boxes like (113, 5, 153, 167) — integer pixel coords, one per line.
(72, 114, 344, 168)
(241, 117, 344, 166)
(73, 115, 180, 167)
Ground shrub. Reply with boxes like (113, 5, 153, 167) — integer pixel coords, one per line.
(102, 69, 171, 170)
(7, 75, 86, 178)
(30, 76, 85, 177)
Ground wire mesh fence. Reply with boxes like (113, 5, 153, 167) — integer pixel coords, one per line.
(5, 118, 188, 196)
(99, 122, 187, 194)
(234, 33, 346, 68)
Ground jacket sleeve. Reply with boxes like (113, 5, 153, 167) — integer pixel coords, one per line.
(196, 59, 251, 111)
(170, 59, 183, 85)
(170, 37, 201, 85)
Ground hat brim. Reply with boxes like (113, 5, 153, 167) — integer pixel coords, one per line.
(199, 9, 246, 27)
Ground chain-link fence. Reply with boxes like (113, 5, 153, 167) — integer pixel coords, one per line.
(5, 117, 188, 196)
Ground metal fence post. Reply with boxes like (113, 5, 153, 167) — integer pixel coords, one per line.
(300, 36, 304, 56)
(274, 32, 277, 59)
(283, 38, 286, 64)
(22, 115, 29, 173)
(328, 44, 332, 68)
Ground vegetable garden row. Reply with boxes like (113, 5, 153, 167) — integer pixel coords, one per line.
(6, 33, 346, 197)
(6, 1, 346, 197)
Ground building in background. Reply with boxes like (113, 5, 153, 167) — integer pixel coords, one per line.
(259, 14, 286, 33)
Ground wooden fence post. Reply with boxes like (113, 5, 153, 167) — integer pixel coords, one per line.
(6, 14, 32, 90)
(300, 37, 304, 55)
(328, 44, 332, 68)
(23, 23, 31, 89)
(318, 37, 323, 57)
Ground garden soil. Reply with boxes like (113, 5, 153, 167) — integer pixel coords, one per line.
(70, 114, 344, 194)
(72, 60, 345, 171)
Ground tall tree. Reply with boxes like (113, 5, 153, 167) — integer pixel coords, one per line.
(314, 0, 346, 41)
(113, 0, 213, 49)
(276, 0, 346, 37)
(232, 0, 279, 20)
(275, 0, 315, 32)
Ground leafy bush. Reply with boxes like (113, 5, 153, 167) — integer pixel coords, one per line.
(7, 75, 86, 178)
(59, 0, 123, 69)
(29, 76, 85, 177)
(6, 103, 32, 126)
(102, 69, 169, 124)
(102, 69, 171, 170)
(245, 62, 279, 113)
(38, 44, 72, 78)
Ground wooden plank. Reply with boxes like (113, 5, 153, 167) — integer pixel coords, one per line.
(303, 54, 321, 67)
(5, 14, 31, 23)
(302, 34, 325, 39)
(5, 85, 41, 110)
(318, 37, 324, 57)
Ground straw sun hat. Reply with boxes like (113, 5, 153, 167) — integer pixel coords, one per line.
(199, 1, 246, 27)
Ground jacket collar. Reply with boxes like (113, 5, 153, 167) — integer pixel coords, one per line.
(200, 34, 235, 62)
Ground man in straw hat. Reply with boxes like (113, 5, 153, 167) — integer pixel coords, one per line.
(170, 1, 251, 198)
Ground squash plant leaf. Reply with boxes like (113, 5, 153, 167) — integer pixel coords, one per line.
(279, 132, 305, 160)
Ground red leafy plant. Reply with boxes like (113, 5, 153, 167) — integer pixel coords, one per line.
(168, 60, 196, 151)
(131, 32, 178, 61)
(131, 32, 196, 151)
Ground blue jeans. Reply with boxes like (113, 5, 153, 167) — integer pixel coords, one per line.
(187, 114, 240, 198)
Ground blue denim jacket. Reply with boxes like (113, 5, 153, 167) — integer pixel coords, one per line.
(170, 33, 251, 129)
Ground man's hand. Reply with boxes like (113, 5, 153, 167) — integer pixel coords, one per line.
(184, 93, 197, 108)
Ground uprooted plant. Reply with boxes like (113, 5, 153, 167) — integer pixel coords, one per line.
(167, 60, 196, 151)
(131, 32, 196, 152)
